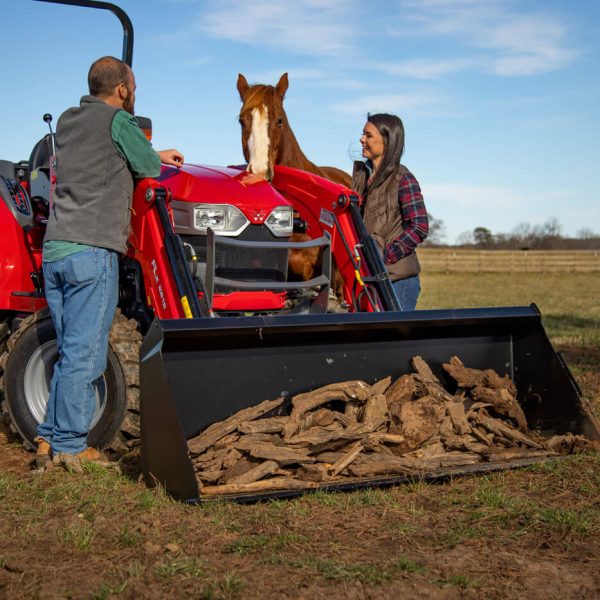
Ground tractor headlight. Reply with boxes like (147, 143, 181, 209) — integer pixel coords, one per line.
(193, 204, 249, 236)
(265, 206, 293, 237)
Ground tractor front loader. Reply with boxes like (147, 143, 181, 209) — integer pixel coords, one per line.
(0, 0, 598, 502)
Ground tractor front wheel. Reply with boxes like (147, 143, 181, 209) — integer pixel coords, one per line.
(0, 310, 141, 454)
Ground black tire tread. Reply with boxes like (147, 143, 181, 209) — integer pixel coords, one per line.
(0, 309, 142, 454)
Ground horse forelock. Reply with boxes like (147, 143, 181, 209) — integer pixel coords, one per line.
(239, 85, 280, 118)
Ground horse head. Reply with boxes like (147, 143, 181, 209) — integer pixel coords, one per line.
(237, 73, 289, 181)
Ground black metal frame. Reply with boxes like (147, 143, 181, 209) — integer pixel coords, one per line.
(34, 0, 134, 66)
(204, 228, 333, 314)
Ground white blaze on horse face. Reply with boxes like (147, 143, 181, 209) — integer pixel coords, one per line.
(248, 106, 270, 177)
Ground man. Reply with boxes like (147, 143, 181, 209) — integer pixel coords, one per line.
(35, 56, 184, 469)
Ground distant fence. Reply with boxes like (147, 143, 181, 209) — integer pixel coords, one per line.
(418, 248, 600, 273)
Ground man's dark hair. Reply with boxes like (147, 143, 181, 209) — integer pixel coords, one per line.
(88, 56, 131, 97)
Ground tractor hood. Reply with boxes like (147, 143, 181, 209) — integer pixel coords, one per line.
(156, 164, 291, 227)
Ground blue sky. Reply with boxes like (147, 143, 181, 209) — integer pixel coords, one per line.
(2, 0, 599, 243)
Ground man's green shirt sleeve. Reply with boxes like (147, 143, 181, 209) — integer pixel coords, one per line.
(111, 111, 162, 178)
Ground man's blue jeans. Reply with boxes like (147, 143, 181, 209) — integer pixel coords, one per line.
(38, 247, 119, 454)
(392, 275, 421, 311)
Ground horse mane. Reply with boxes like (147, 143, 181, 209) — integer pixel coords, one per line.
(239, 85, 278, 118)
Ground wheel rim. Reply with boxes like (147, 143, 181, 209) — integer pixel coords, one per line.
(22, 340, 106, 428)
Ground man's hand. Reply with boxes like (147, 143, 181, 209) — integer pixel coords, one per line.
(159, 149, 184, 167)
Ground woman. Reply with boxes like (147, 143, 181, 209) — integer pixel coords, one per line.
(352, 113, 429, 310)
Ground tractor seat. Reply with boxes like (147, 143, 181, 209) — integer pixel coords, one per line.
(28, 134, 53, 203)
(0, 159, 15, 179)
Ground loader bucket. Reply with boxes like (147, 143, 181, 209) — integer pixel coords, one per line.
(140, 305, 600, 502)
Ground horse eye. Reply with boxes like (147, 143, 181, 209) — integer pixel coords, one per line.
(239, 118, 245, 128)
(276, 118, 283, 127)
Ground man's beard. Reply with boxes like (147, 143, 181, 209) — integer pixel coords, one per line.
(123, 87, 135, 115)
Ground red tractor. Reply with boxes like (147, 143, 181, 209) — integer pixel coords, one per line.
(1, 0, 593, 502)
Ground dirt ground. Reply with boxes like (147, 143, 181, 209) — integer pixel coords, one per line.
(1, 346, 599, 600)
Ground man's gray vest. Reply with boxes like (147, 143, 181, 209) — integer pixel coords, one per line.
(45, 95, 134, 254)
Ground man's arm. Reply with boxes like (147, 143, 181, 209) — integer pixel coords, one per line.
(112, 111, 184, 177)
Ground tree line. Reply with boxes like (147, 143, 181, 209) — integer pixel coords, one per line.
(423, 216, 600, 250)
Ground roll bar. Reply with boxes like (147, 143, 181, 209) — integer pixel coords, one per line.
(33, 0, 134, 66)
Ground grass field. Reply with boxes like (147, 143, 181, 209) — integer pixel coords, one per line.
(0, 272, 598, 599)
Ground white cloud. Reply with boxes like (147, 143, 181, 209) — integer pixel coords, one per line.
(334, 92, 440, 115)
(396, 0, 578, 76)
(196, 0, 356, 57)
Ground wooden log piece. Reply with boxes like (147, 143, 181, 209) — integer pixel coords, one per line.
(370, 376, 391, 396)
(201, 478, 320, 496)
(362, 394, 389, 425)
(477, 415, 543, 449)
(329, 441, 364, 476)
(227, 460, 279, 485)
(237, 417, 289, 435)
(446, 402, 471, 435)
(248, 442, 316, 465)
(470, 386, 527, 431)
(188, 397, 285, 455)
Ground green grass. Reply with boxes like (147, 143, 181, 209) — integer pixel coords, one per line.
(420, 272, 600, 344)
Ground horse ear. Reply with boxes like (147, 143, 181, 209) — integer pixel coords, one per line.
(237, 74, 250, 100)
(275, 73, 289, 98)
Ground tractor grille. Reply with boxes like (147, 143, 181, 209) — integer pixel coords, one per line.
(180, 225, 289, 286)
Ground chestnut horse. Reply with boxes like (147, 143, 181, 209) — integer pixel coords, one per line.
(237, 73, 351, 187)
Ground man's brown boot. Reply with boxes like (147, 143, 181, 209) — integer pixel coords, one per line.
(34, 436, 52, 469)
(53, 447, 114, 474)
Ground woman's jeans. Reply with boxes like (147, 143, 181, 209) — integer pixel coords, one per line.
(38, 247, 119, 454)
(392, 275, 421, 311)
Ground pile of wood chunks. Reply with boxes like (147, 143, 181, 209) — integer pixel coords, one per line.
(187, 356, 596, 496)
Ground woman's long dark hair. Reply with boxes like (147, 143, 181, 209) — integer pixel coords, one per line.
(365, 113, 405, 193)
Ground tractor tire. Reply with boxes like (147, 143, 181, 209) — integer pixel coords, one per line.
(0, 309, 142, 454)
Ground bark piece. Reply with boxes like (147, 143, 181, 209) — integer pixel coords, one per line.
(233, 433, 283, 450)
(227, 460, 279, 485)
(329, 441, 364, 476)
(286, 419, 386, 448)
(237, 417, 288, 435)
(188, 397, 285, 455)
(295, 463, 332, 482)
(346, 454, 418, 477)
(446, 402, 471, 435)
(197, 469, 225, 483)
(212, 432, 241, 450)
(248, 442, 316, 465)
(299, 409, 335, 432)
(476, 415, 542, 449)
(202, 478, 319, 496)
(218, 457, 261, 484)
(483, 448, 557, 462)
(385, 374, 416, 407)
(470, 386, 527, 431)
(283, 381, 370, 438)
(443, 356, 516, 395)
(370, 376, 391, 396)
(389, 396, 445, 452)
(411, 356, 441, 383)
(544, 434, 600, 454)
(362, 394, 389, 425)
